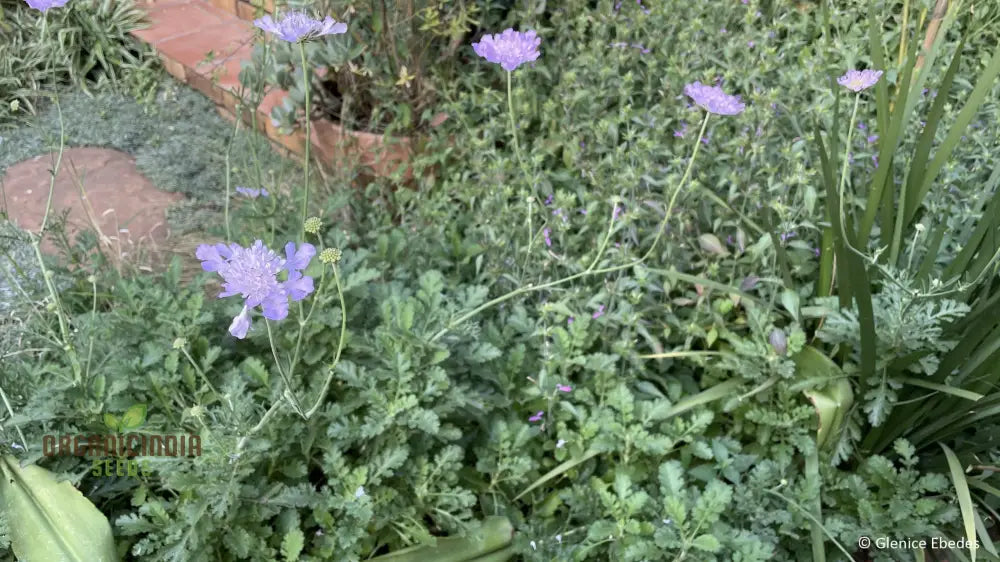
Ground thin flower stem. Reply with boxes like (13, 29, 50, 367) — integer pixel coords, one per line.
(506, 70, 530, 178)
(641, 113, 711, 263)
(299, 41, 311, 239)
(179, 347, 228, 410)
(265, 319, 306, 417)
(428, 113, 712, 344)
(235, 396, 286, 453)
(0, 384, 27, 451)
(287, 248, 329, 381)
(223, 112, 242, 243)
(836, 94, 861, 243)
(29, 96, 83, 384)
(304, 264, 347, 420)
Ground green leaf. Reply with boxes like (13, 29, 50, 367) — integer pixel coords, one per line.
(793, 346, 853, 449)
(281, 528, 304, 561)
(691, 534, 722, 552)
(941, 443, 978, 562)
(102, 413, 120, 432)
(120, 404, 147, 430)
(0, 456, 119, 562)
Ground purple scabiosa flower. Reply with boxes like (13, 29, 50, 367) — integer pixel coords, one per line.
(544, 193, 554, 206)
(779, 231, 797, 243)
(543, 227, 552, 247)
(613, 205, 624, 220)
(24, 0, 69, 11)
(674, 121, 688, 137)
(720, 27, 727, 33)
(472, 29, 541, 72)
(748, 41, 755, 48)
(813, 247, 821, 257)
(684, 81, 745, 115)
(235, 186, 269, 198)
(579, 208, 588, 215)
(557, 384, 572, 393)
(858, 122, 867, 131)
(872, 154, 879, 168)
(701, 135, 710, 146)
(253, 11, 347, 43)
(592, 305, 605, 319)
(867, 134, 878, 144)
(837, 69, 883, 92)
(529, 411, 545, 422)
(567, 316, 575, 326)
(769, 329, 787, 356)
(196, 240, 316, 339)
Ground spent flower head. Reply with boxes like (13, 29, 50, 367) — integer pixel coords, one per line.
(683, 81, 746, 115)
(304, 216, 322, 234)
(24, 0, 69, 11)
(319, 247, 342, 265)
(472, 29, 541, 71)
(838, 69, 883, 92)
(196, 240, 315, 338)
(254, 11, 347, 42)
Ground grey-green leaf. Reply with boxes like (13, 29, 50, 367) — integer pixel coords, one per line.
(0, 456, 119, 562)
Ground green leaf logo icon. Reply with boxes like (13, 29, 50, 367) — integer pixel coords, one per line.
(103, 413, 120, 432)
(120, 404, 147, 430)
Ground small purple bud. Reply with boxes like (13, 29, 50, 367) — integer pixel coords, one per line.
(867, 134, 878, 144)
(543, 228, 552, 247)
(557, 385, 572, 393)
(769, 329, 788, 356)
(544, 194, 554, 206)
(579, 208, 588, 215)
(740, 276, 760, 291)
(748, 41, 755, 48)
(568, 316, 575, 325)
(592, 305, 605, 319)
(529, 411, 545, 422)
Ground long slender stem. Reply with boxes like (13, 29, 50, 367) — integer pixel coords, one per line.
(299, 42, 311, 239)
(264, 319, 305, 417)
(304, 264, 347, 420)
(223, 113, 241, 243)
(641, 112, 710, 263)
(506, 70, 530, 177)
(429, 114, 710, 343)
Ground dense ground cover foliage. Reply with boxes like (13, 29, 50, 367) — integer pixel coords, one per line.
(3, 0, 1000, 561)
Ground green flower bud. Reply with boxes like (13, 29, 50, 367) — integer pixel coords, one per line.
(319, 248, 342, 265)
(304, 216, 322, 234)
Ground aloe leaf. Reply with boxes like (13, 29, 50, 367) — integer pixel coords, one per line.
(941, 443, 978, 562)
(0, 456, 119, 562)
(908, 41, 1000, 228)
(793, 346, 854, 449)
(368, 516, 513, 562)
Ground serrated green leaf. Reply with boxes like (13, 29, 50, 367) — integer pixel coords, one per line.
(691, 534, 722, 552)
(0, 456, 118, 562)
(281, 528, 304, 561)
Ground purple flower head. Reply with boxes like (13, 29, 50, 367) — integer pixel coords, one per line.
(748, 41, 755, 48)
(254, 12, 348, 43)
(613, 205, 624, 220)
(235, 186, 269, 198)
(592, 305, 605, 319)
(579, 208, 588, 215)
(858, 122, 867, 131)
(544, 193, 554, 206)
(684, 81, 745, 115)
(543, 227, 552, 247)
(529, 411, 545, 423)
(472, 29, 541, 72)
(24, 0, 69, 11)
(567, 316, 575, 326)
(813, 247, 821, 257)
(779, 231, 797, 243)
(867, 134, 878, 144)
(674, 121, 688, 138)
(557, 384, 572, 393)
(196, 240, 316, 339)
(837, 69, 883, 92)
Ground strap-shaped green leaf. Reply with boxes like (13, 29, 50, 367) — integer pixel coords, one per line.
(0, 456, 119, 562)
